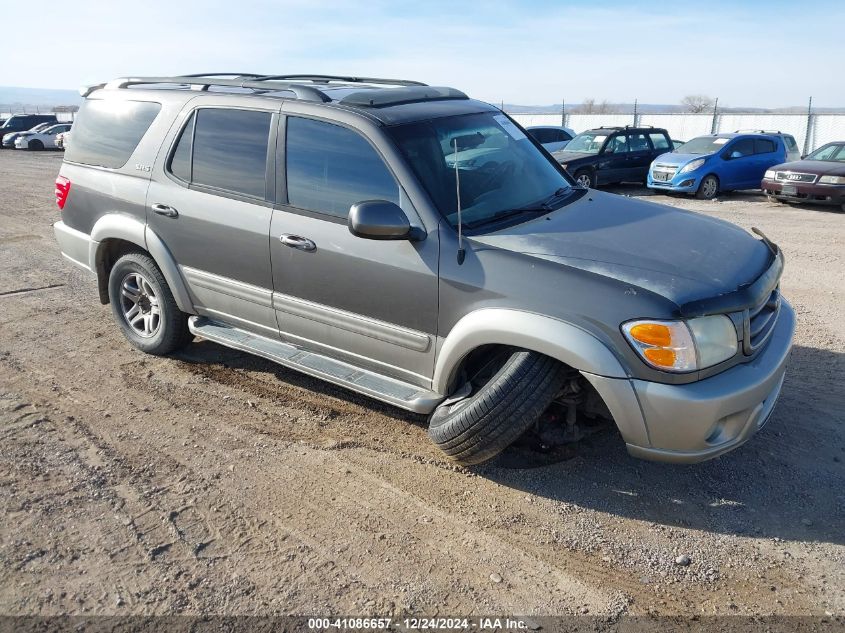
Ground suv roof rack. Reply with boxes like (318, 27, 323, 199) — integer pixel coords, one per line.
(83, 74, 431, 104)
(734, 129, 784, 134)
(596, 125, 654, 130)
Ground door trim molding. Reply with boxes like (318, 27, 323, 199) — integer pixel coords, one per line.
(181, 266, 273, 308)
(273, 291, 432, 353)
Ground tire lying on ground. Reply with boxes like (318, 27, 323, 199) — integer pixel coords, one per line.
(428, 347, 568, 465)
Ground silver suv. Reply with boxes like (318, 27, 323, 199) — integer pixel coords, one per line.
(53, 73, 795, 466)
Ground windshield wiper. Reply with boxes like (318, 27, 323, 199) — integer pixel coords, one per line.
(463, 206, 548, 229)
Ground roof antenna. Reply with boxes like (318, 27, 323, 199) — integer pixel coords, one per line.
(452, 138, 466, 265)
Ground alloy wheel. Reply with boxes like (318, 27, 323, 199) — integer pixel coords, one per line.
(119, 272, 161, 338)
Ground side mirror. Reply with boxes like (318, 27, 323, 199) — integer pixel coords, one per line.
(348, 200, 419, 241)
(730, 151, 743, 159)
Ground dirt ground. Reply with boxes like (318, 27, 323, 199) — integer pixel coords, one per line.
(0, 150, 843, 621)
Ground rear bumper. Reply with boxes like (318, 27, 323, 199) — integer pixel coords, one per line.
(585, 300, 795, 464)
(54, 220, 95, 275)
(762, 178, 845, 206)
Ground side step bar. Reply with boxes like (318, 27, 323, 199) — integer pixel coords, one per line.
(188, 317, 444, 414)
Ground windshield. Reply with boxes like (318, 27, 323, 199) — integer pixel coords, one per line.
(806, 143, 845, 162)
(563, 131, 609, 154)
(388, 112, 574, 231)
(675, 136, 731, 155)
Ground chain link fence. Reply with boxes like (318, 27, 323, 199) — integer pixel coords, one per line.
(508, 109, 844, 154)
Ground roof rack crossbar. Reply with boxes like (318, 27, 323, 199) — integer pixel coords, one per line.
(253, 74, 427, 87)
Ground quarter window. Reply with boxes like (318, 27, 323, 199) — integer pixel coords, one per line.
(285, 117, 399, 218)
(649, 133, 670, 150)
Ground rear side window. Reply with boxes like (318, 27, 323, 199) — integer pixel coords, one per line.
(285, 117, 399, 218)
(649, 133, 670, 150)
(754, 138, 776, 154)
(64, 99, 161, 168)
(167, 108, 271, 198)
(783, 135, 798, 151)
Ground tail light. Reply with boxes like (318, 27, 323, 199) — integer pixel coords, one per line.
(55, 175, 71, 210)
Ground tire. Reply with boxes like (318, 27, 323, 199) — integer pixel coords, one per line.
(573, 169, 594, 189)
(28, 139, 44, 150)
(428, 348, 568, 466)
(108, 252, 192, 355)
(695, 174, 719, 200)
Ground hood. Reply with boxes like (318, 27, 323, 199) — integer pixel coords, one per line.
(770, 159, 845, 177)
(652, 151, 713, 166)
(470, 190, 771, 307)
(551, 150, 596, 165)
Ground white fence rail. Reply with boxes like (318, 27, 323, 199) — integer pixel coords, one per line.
(509, 112, 843, 153)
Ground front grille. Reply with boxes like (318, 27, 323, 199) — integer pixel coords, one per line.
(652, 164, 677, 182)
(775, 171, 817, 183)
(743, 287, 781, 355)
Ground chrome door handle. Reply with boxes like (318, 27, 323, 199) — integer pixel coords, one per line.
(151, 203, 178, 218)
(279, 234, 316, 252)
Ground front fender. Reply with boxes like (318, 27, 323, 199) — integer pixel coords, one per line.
(432, 308, 628, 393)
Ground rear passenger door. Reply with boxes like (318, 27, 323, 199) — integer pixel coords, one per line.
(147, 101, 280, 337)
(625, 132, 654, 182)
(753, 138, 781, 183)
(269, 113, 439, 388)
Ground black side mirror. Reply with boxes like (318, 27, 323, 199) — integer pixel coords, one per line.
(348, 200, 420, 241)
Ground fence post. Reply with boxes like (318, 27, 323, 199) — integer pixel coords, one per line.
(561, 99, 565, 128)
(632, 99, 639, 126)
(802, 96, 814, 156)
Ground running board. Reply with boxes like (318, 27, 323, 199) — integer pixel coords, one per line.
(188, 317, 444, 414)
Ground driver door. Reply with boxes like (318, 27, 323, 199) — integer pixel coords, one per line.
(597, 133, 629, 185)
(269, 113, 439, 388)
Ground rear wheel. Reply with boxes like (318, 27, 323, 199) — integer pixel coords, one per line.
(573, 169, 594, 189)
(696, 174, 719, 200)
(108, 252, 192, 355)
(428, 348, 568, 466)
(28, 139, 44, 150)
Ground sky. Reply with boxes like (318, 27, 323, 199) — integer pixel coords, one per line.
(1, 0, 842, 108)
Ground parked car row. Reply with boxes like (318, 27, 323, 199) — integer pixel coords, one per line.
(0, 113, 72, 150)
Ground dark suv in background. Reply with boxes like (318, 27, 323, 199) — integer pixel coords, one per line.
(0, 114, 58, 148)
(552, 126, 673, 188)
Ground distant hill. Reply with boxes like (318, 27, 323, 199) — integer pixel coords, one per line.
(0, 86, 82, 111)
(501, 102, 845, 114)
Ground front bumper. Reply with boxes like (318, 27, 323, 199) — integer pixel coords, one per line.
(647, 170, 701, 193)
(762, 178, 845, 206)
(584, 300, 795, 463)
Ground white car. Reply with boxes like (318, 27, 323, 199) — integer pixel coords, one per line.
(55, 131, 71, 149)
(14, 123, 72, 150)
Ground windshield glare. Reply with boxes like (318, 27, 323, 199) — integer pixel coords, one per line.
(675, 136, 730, 155)
(388, 112, 573, 231)
(563, 132, 608, 154)
(806, 143, 845, 162)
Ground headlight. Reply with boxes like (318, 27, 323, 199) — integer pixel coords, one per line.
(622, 316, 737, 373)
(819, 175, 845, 185)
(678, 158, 705, 174)
(764, 170, 776, 179)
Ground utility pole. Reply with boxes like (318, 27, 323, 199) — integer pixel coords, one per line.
(711, 97, 719, 134)
(803, 96, 814, 157)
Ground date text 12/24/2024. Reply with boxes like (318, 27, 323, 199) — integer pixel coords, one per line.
(308, 617, 537, 630)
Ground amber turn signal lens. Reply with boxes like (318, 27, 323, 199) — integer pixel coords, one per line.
(628, 323, 672, 347)
(643, 348, 677, 367)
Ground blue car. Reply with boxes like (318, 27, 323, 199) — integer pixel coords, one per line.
(647, 133, 793, 199)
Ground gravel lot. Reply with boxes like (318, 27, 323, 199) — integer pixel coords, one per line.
(0, 150, 843, 620)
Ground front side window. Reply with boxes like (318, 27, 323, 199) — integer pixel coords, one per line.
(729, 138, 755, 157)
(286, 117, 399, 218)
(190, 108, 271, 198)
(64, 99, 161, 169)
(388, 111, 577, 232)
(605, 134, 629, 154)
(806, 143, 845, 162)
(628, 133, 650, 152)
